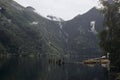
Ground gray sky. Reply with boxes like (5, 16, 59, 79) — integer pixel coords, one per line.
(15, 0, 99, 20)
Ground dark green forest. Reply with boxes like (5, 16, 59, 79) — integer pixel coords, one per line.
(99, 0, 120, 67)
(0, 0, 66, 57)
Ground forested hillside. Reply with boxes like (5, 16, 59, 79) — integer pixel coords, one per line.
(0, 0, 66, 56)
(0, 0, 105, 60)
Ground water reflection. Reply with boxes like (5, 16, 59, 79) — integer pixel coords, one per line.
(0, 57, 110, 80)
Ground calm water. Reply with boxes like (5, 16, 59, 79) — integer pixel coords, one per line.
(0, 57, 112, 80)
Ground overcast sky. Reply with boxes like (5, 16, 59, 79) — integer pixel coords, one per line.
(15, 0, 99, 20)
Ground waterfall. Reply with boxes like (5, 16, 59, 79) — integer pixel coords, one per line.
(90, 21, 97, 34)
(58, 21, 63, 29)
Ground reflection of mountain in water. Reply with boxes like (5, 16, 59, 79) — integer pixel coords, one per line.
(0, 57, 109, 80)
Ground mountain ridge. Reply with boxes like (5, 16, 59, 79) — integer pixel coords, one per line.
(0, 0, 104, 60)
(63, 7, 104, 59)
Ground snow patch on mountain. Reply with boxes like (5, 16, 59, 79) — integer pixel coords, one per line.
(30, 21, 39, 25)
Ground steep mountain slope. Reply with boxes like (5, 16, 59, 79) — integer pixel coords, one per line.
(0, 0, 66, 56)
(0, 0, 105, 60)
(63, 7, 104, 58)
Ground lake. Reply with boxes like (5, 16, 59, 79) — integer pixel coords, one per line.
(0, 57, 114, 80)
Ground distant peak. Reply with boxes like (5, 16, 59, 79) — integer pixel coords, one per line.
(72, 7, 98, 20)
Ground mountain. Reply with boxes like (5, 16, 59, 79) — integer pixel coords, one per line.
(0, 0, 66, 56)
(63, 7, 104, 58)
(0, 0, 104, 60)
